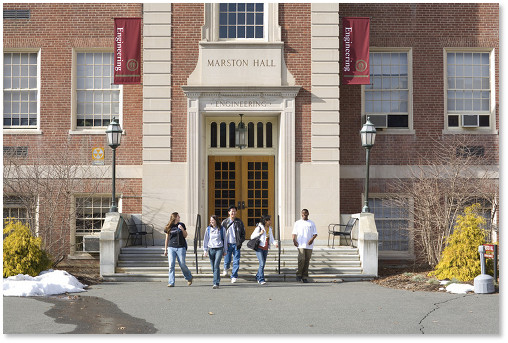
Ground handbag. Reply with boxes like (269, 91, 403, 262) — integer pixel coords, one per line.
(247, 236, 261, 250)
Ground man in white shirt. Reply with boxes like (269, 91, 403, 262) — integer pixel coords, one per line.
(292, 209, 317, 283)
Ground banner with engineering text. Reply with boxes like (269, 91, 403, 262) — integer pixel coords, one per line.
(341, 17, 370, 85)
(113, 18, 142, 84)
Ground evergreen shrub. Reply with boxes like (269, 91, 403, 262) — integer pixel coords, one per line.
(429, 203, 490, 282)
(3, 220, 52, 278)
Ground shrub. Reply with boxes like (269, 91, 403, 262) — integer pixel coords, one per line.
(429, 204, 487, 282)
(3, 220, 52, 278)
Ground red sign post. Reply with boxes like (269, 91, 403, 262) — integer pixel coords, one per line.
(483, 244, 495, 259)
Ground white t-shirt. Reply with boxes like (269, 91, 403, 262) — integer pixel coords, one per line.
(292, 219, 317, 249)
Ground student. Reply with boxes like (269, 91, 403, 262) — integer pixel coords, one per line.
(292, 209, 317, 283)
(164, 212, 193, 287)
(203, 215, 227, 289)
(221, 205, 245, 283)
(250, 214, 278, 285)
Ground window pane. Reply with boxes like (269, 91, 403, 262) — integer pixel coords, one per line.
(76, 52, 120, 128)
(3, 52, 38, 128)
(220, 3, 263, 39)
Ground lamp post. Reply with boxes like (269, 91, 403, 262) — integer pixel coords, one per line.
(106, 117, 122, 212)
(360, 117, 376, 213)
(235, 113, 247, 149)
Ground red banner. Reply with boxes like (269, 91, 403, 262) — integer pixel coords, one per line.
(114, 18, 142, 84)
(341, 17, 370, 85)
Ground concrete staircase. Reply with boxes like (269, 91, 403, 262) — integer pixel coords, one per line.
(102, 244, 376, 282)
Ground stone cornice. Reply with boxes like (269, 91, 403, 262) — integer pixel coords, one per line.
(182, 85, 301, 99)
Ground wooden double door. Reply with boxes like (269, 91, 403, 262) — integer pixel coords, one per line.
(208, 156, 274, 237)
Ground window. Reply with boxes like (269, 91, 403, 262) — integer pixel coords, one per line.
(209, 119, 275, 149)
(219, 3, 264, 39)
(76, 52, 121, 128)
(74, 196, 115, 251)
(3, 52, 39, 129)
(3, 196, 31, 228)
(364, 50, 411, 130)
(445, 51, 493, 129)
(369, 197, 411, 252)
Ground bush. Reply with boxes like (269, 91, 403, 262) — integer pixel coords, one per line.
(428, 204, 488, 282)
(3, 220, 52, 278)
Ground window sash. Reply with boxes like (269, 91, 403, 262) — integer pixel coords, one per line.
(368, 197, 411, 252)
(76, 52, 120, 128)
(3, 52, 39, 128)
(218, 3, 265, 39)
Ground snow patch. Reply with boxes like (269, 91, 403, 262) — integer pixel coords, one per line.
(3, 269, 87, 297)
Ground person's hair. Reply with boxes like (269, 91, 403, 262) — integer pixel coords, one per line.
(210, 215, 219, 227)
(228, 205, 237, 212)
(301, 209, 309, 214)
(260, 214, 271, 226)
(164, 212, 179, 233)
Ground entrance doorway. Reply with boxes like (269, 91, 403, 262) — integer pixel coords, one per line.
(208, 155, 274, 237)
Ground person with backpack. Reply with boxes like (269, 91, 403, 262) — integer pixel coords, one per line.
(203, 215, 227, 289)
(250, 214, 278, 285)
(164, 212, 193, 287)
(221, 205, 246, 283)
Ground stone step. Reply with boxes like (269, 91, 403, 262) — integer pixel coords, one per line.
(118, 254, 360, 262)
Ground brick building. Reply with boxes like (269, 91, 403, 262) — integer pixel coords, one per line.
(3, 3, 499, 263)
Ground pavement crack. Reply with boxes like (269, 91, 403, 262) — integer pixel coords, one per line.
(418, 294, 471, 334)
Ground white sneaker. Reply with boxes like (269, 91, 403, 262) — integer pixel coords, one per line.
(212, 284, 219, 289)
(222, 269, 228, 276)
(258, 281, 266, 285)
(231, 277, 237, 283)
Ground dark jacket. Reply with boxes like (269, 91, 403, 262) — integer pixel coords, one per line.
(222, 217, 246, 248)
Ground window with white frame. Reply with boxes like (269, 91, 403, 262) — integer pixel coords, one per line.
(445, 50, 493, 129)
(3, 52, 39, 128)
(364, 50, 411, 130)
(76, 52, 121, 128)
(219, 3, 264, 39)
(74, 196, 115, 251)
(368, 197, 411, 252)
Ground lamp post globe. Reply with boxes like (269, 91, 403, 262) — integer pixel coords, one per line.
(360, 117, 376, 213)
(106, 117, 122, 212)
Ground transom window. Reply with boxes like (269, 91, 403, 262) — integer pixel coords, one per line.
(219, 3, 264, 39)
(364, 51, 411, 129)
(369, 197, 411, 252)
(3, 52, 39, 128)
(446, 51, 491, 128)
(210, 120, 273, 149)
(76, 52, 121, 128)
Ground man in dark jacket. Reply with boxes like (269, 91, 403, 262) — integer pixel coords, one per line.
(221, 205, 245, 283)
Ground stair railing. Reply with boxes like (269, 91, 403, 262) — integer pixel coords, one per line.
(277, 215, 281, 274)
(194, 213, 201, 274)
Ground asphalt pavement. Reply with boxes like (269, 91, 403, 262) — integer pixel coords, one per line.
(2, 278, 501, 335)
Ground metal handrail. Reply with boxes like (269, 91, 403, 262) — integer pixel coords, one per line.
(194, 213, 201, 274)
(277, 215, 281, 274)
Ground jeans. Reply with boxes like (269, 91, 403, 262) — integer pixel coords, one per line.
(255, 248, 269, 282)
(208, 247, 224, 285)
(167, 247, 192, 285)
(223, 243, 241, 278)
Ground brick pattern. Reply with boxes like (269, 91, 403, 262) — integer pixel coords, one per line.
(339, 3, 499, 166)
(3, 3, 144, 258)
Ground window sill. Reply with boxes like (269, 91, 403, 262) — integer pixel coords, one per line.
(2, 129, 42, 135)
(442, 128, 498, 135)
(374, 128, 415, 135)
(69, 129, 126, 135)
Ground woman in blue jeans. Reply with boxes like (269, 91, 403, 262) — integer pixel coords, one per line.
(250, 214, 278, 285)
(164, 212, 193, 287)
(203, 215, 227, 289)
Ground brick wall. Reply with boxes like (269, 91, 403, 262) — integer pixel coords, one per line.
(339, 3, 499, 166)
(3, 3, 144, 257)
(280, 3, 312, 162)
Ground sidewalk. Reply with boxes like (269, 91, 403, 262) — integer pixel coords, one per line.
(3, 278, 500, 335)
